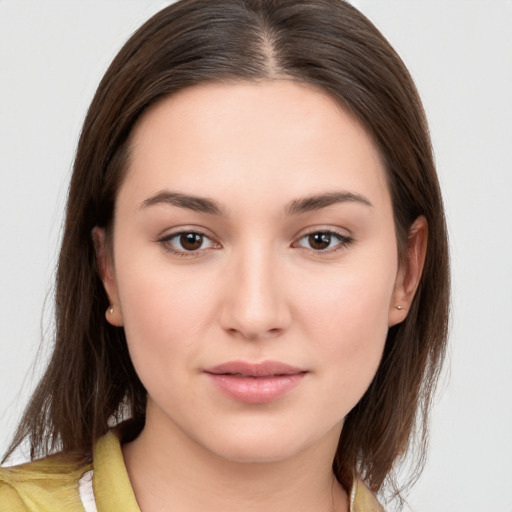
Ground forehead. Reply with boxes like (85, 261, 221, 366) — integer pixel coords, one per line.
(122, 80, 390, 212)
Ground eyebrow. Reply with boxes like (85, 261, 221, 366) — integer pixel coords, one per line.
(140, 191, 225, 215)
(140, 190, 372, 216)
(286, 191, 373, 215)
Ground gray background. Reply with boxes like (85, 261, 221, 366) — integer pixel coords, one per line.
(1, 1, 511, 510)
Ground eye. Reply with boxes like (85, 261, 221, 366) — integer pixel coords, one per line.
(159, 231, 218, 255)
(294, 230, 353, 252)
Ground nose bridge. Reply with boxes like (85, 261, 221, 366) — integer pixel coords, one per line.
(221, 239, 289, 339)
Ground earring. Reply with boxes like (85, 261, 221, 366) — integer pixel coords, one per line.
(108, 306, 114, 314)
(395, 305, 405, 310)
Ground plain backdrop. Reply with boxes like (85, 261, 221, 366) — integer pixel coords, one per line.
(1, 1, 511, 511)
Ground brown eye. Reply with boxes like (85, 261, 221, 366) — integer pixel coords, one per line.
(180, 233, 203, 251)
(295, 230, 353, 253)
(160, 231, 217, 255)
(308, 233, 332, 250)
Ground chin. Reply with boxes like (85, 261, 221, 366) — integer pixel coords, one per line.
(207, 439, 303, 464)
(193, 421, 334, 465)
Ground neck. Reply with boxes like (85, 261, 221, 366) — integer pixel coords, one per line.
(122, 406, 348, 512)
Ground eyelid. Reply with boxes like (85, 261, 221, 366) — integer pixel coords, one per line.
(157, 226, 221, 257)
(155, 225, 354, 257)
(292, 227, 355, 253)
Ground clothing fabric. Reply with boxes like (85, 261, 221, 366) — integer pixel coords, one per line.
(77, 470, 97, 512)
(0, 428, 383, 511)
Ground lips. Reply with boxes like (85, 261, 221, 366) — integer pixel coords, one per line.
(206, 360, 305, 378)
(204, 361, 307, 404)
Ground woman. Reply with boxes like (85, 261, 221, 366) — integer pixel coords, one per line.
(0, 1, 449, 510)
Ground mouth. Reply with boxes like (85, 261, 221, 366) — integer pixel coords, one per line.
(204, 361, 307, 404)
(205, 360, 306, 377)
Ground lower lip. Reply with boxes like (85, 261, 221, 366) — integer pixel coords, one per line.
(206, 373, 306, 404)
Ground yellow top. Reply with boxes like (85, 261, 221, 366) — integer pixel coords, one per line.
(0, 429, 383, 511)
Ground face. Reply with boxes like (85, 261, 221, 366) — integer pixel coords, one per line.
(97, 81, 419, 463)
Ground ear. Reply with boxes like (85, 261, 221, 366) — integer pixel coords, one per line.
(91, 227, 124, 327)
(388, 216, 428, 327)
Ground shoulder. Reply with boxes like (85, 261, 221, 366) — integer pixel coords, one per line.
(0, 424, 137, 512)
(0, 452, 91, 512)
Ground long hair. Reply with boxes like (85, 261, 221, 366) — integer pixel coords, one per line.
(4, 0, 449, 503)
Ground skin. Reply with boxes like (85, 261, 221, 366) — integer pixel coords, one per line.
(94, 80, 426, 512)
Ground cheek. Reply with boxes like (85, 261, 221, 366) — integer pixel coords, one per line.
(298, 254, 395, 338)
(312, 283, 390, 361)
(113, 249, 217, 378)
(295, 259, 396, 405)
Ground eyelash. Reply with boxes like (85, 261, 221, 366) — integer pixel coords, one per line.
(157, 229, 354, 257)
(293, 230, 354, 253)
(158, 231, 219, 258)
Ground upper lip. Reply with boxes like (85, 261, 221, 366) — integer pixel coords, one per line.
(204, 360, 306, 377)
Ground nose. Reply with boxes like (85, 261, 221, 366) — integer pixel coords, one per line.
(219, 244, 291, 341)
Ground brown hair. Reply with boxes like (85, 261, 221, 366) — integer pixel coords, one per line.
(4, 0, 449, 503)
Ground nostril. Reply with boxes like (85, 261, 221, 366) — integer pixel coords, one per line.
(224, 326, 283, 341)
